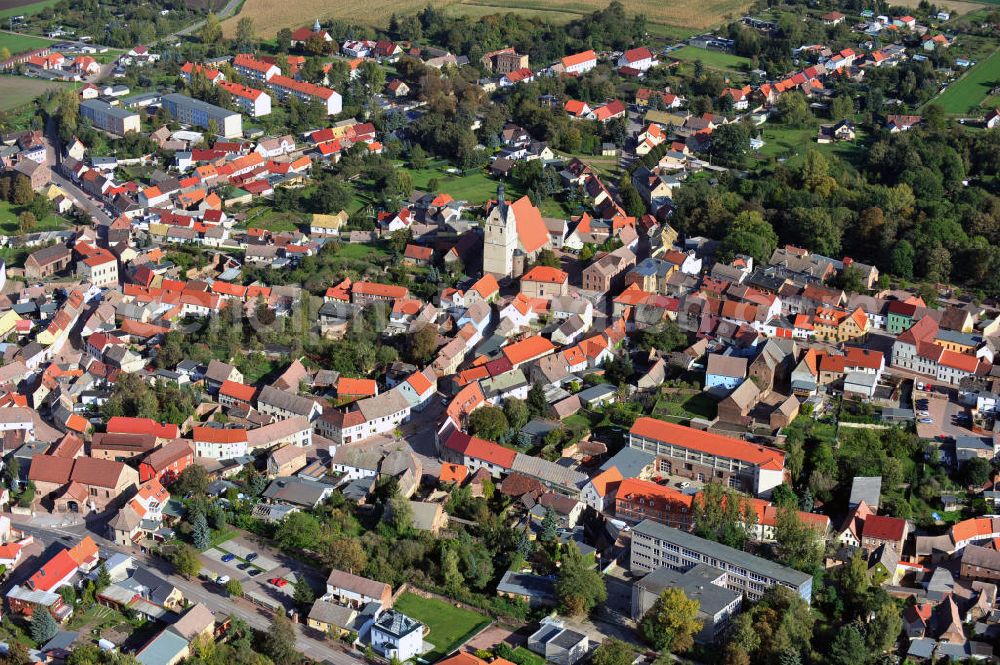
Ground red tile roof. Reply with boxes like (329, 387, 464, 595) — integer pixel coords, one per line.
(522, 266, 568, 284)
(630, 417, 784, 469)
(444, 430, 516, 469)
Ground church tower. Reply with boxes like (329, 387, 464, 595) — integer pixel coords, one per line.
(483, 183, 517, 277)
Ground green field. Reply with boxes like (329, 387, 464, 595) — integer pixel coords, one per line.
(392, 592, 491, 661)
(0, 200, 70, 235)
(0, 31, 55, 56)
(669, 45, 751, 70)
(934, 48, 1000, 115)
(0, 75, 65, 110)
(0, 0, 59, 21)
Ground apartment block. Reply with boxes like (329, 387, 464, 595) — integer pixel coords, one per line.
(629, 519, 812, 603)
(80, 99, 141, 136)
(160, 93, 242, 138)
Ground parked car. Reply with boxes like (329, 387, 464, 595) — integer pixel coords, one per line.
(246, 553, 258, 562)
(221, 553, 236, 563)
(216, 575, 230, 585)
(248, 568, 262, 577)
(269, 577, 288, 587)
(919, 417, 934, 424)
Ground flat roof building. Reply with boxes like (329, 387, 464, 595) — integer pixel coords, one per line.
(160, 93, 242, 138)
(80, 99, 141, 136)
(629, 519, 812, 603)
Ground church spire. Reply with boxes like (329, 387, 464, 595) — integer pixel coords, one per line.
(497, 181, 505, 206)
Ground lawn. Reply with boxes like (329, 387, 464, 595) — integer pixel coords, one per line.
(404, 166, 501, 204)
(0, 31, 54, 56)
(933, 48, 1000, 115)
(652, 390, 717, 422)
(0, 75, 67, 111)
(755, 123, 867, 168)
(0, 200, 70, 235)
(0, 0, 59, 21)
(392, 592, 491, 662)
(332, 243, 388, 260)
(510, 648, 546, 665)
(668, 45, 752, 71)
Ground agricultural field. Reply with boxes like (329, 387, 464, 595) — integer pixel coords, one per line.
(0, 75, 66, 110)
(0, 0, 58, 21)
(392, 592, 491, 661)
(222, 0, 753, 38)
(934, 48, 1000, 115)
(0, 31, 55, 56)
(668, 45, 752, 70)
(891, 0, 991, 13)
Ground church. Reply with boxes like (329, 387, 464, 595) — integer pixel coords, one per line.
(482, 185, 550, 278)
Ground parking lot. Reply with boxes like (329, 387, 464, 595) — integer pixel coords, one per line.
(198, 537, 303, 606)
(912, 385, 976, 441)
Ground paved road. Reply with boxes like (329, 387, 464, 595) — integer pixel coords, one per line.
(7, 515, 366, 665)
(168, 0, 243, 40)
(43, 115, 113, 226)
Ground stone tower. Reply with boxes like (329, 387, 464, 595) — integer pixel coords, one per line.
(482, 183, 516, 277)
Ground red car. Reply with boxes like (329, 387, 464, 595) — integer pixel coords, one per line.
(268, 578, 288, 587)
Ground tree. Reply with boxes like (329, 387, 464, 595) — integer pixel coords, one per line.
(387, 490, 413, 533)
(17, 481, 34, 508)
(440, 545, 463, 594)
(555, 542, 607, 616)
(18, 211, 36, 234)
(276, 511, 321, 550)
(503, 399, 530, 432)
(527, 382, 548, 418)
(830, 95, 854, 120)
(360, 60, 386, 95)
(263, 614, 298, 664)
(225, 579, 243, 597)
(96, 563, 111, 591)
(773, 505, 823, 573)
(234, 17, 256, 51)
(641, 587, 701, 653)
(325, 537, 367, 573)
(591, 639, 635, 665)
(276, 28, 292, 53)
(619, 180, 645, 217)
(199, 13, 222, 45)
(190, 511, 210, 550)
(173, 465, 209, 496)
(408, 324, 438, 363)
(693, 482, 757, 549)
(776, 92, 812, 127)
(467, 405, 509, 442)
(962, 457, 991, 487)
(304, 32, 329, 55)
(10, 175, 32, 205)
(829, 625, 866, 665)
(719, 210, 778, 266)
(0, 48, 9, 60)
(638, 320, 687, 352)
(170, 544, 200, 578)
(293, 575, 314, 606)
(30, 608, 58, 643)
(709, 122, 752, 166)
(540, 508, 558, 543)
